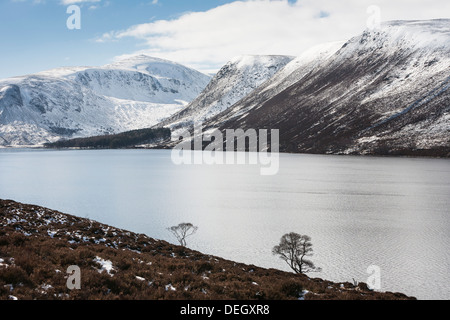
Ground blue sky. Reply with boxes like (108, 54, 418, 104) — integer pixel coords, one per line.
(0, 0, 239, 78)
(0, 0, 448, 79)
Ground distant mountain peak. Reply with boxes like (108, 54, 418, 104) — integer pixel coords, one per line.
(0, 57, 211, 147)
(105, 55, 209, 80)
(157, 54, 294, 131)
(108, 54, 177, 68)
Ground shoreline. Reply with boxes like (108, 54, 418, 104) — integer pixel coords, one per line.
(1, 145, 449, 160)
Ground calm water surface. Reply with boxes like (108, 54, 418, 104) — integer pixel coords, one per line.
(0, 149, 449, 300)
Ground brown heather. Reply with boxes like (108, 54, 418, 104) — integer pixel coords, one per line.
(0, 199, 415, 300)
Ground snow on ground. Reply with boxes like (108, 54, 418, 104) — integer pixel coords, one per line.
(165, 284, 176, 291)
(0, 258, 8, 268)
(93, 256, 115, 276)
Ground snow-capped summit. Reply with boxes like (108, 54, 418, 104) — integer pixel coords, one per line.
(156, 54, 294, 133)
(205, 41, 345, 127)
(0, 56, 211, 147)
(70, 55, 210, 105)
(106, 55, 199, 78)
(104, 55, 211, 100)
(366, 19, 450, 49)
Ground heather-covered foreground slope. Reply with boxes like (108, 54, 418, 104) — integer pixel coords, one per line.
(0, 199, 414, 300)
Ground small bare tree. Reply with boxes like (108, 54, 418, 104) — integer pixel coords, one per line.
(167, 223, 198, 247)
(272, 233, 321, 274)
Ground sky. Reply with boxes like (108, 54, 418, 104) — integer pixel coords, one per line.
(0, 0, 449, 78)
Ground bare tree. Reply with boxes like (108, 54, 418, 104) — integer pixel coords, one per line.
(272, 233, 321, 274)
(167, 223, 198, 247)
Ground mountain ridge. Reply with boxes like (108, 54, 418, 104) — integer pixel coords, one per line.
(155, 55, 295, 137)
(195, 19, 450, 157)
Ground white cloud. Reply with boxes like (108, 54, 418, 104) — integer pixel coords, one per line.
(99, 0, 450, 73)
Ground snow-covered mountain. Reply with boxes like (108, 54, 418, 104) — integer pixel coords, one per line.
(0, 55, 210, 147)
(156, 55, 294, 136)
(206, 41, 345, 127)
(201, 20, 450, 156)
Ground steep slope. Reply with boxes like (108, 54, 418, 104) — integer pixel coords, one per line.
(206, 41, 345, 127)
(204, 20, 450, 156)
(0, 56, 210, 147)
(156, 55, 294, 135)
